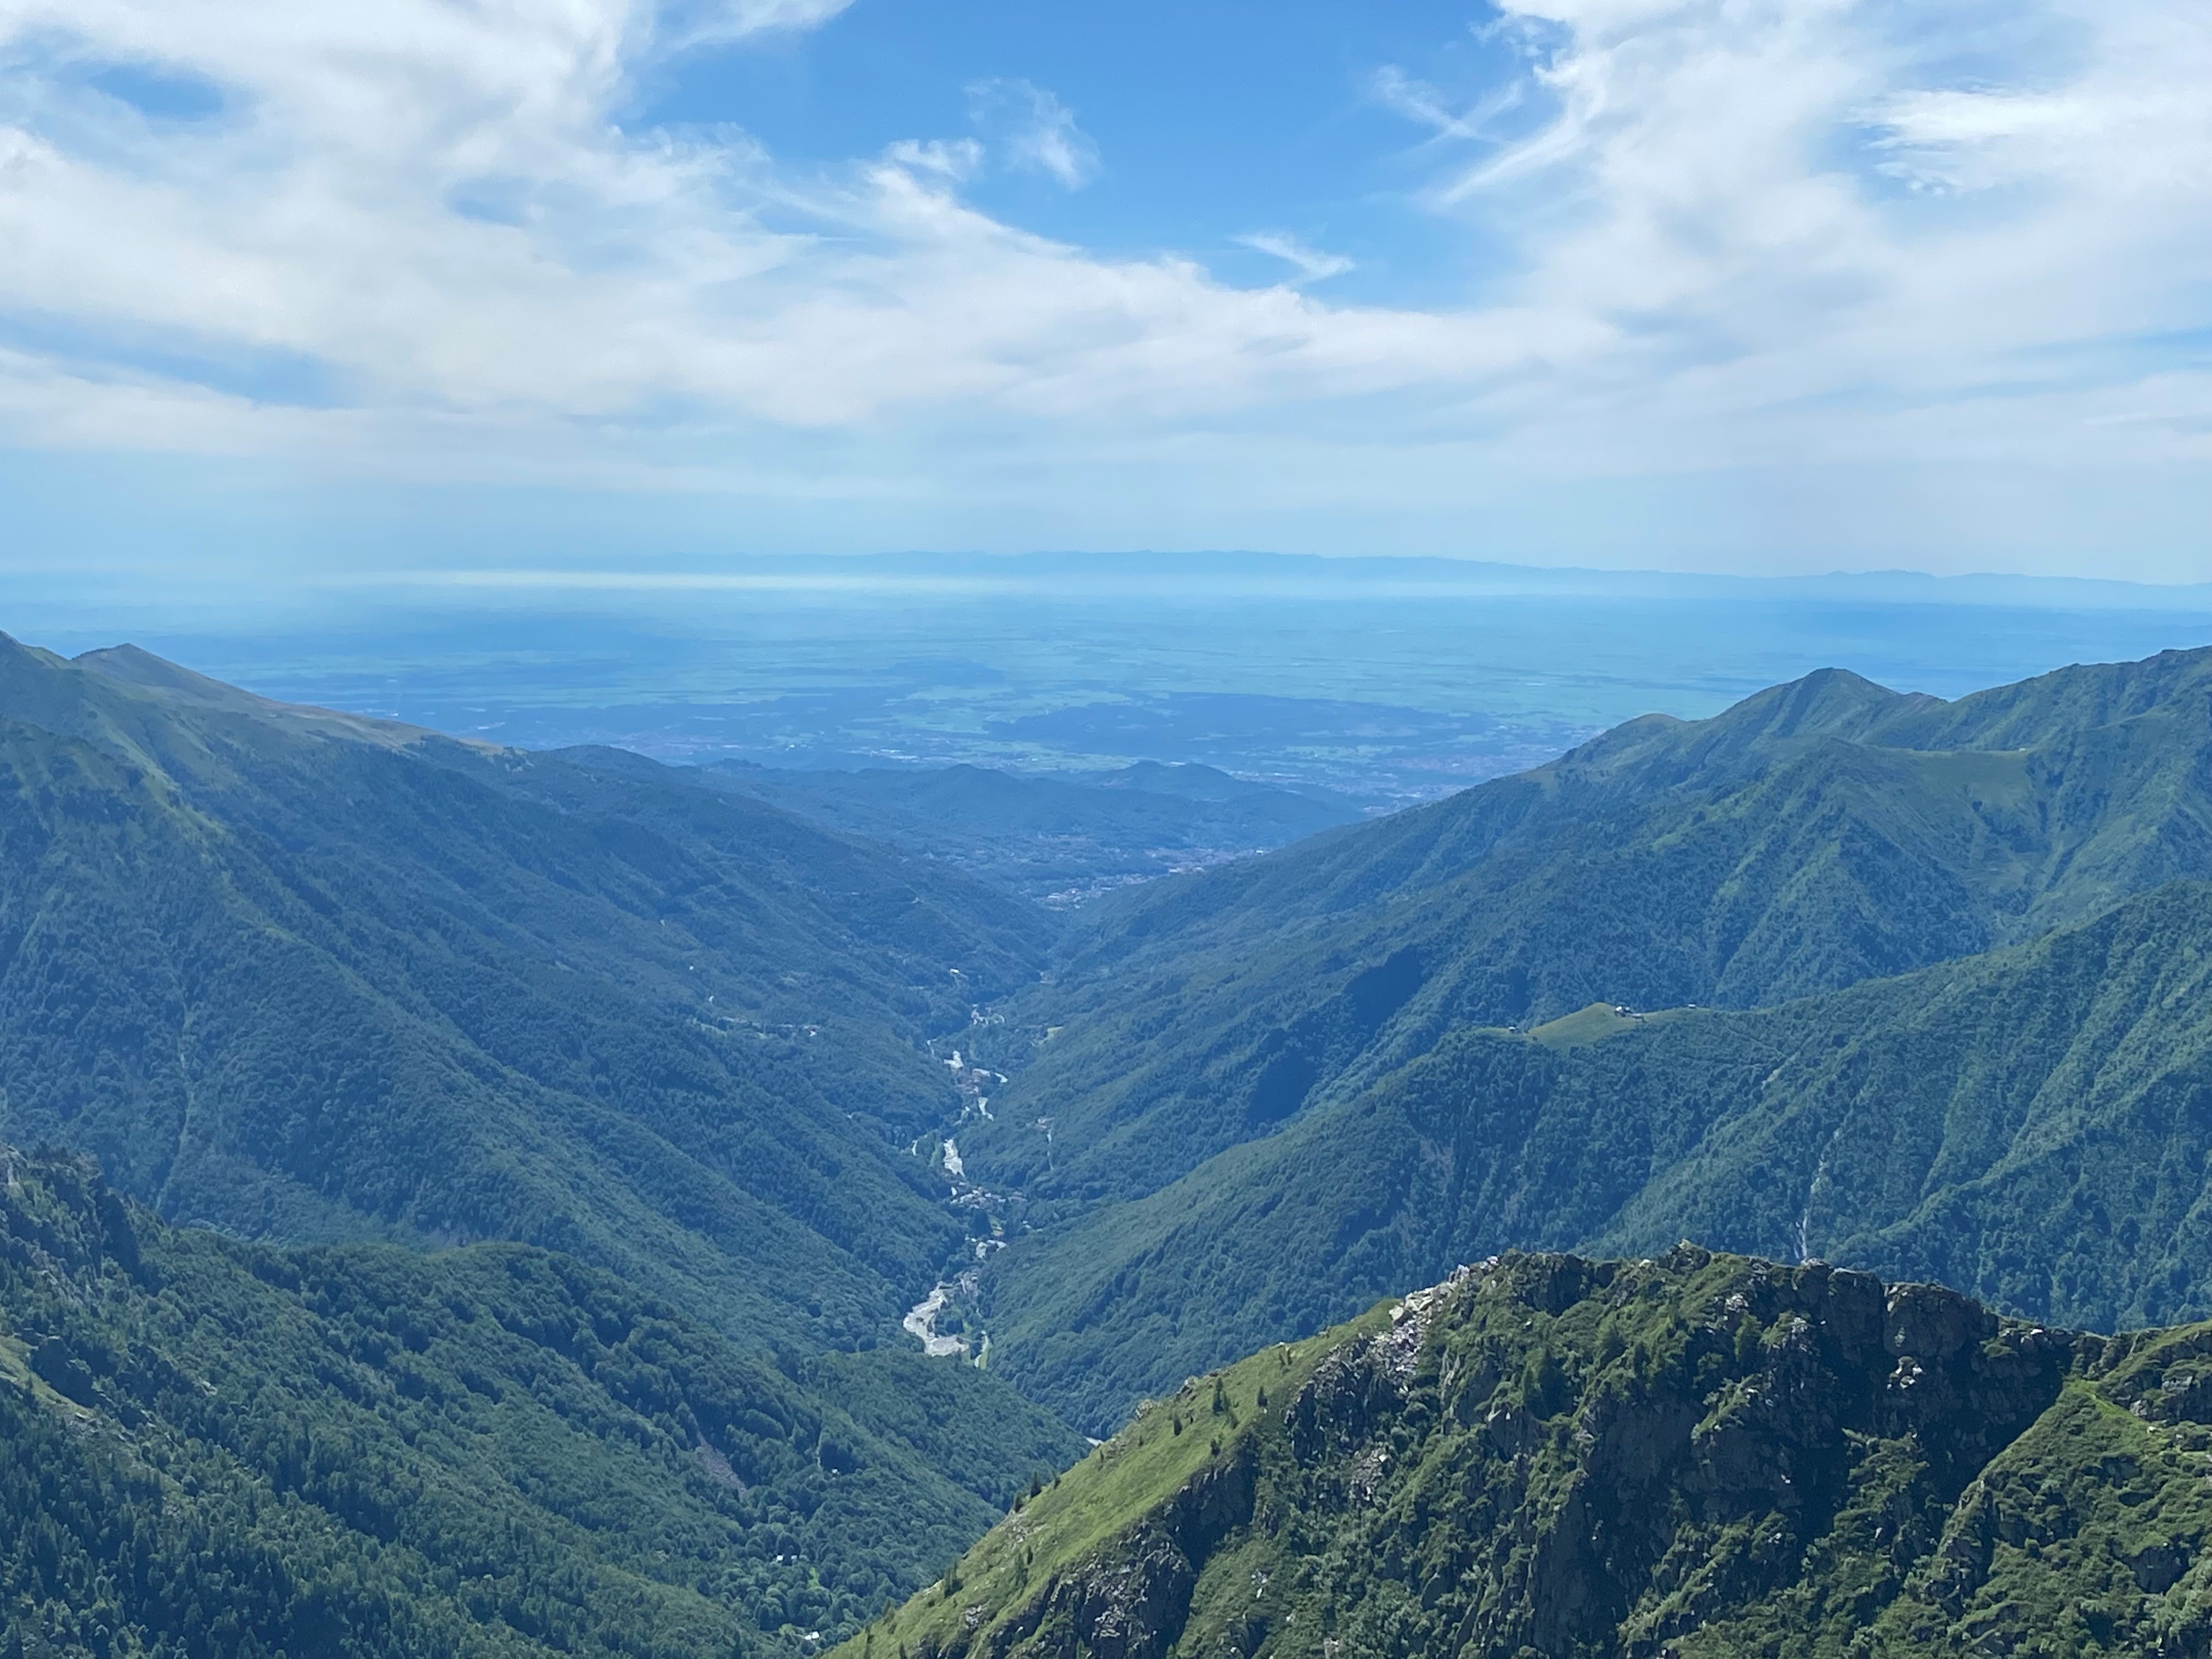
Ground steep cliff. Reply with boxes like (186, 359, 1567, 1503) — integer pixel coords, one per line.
(856, 1248, 2212, 1659)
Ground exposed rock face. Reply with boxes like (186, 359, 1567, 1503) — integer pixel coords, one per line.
(874, 1248, 2212, 1659)
(972, 1455, 1259, 1659)
(1410, 1254, 2082, 1657)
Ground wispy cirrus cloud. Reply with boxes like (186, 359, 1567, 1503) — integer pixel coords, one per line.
(1366, 63, 1526, 146)
(655, 0, 858, 50)
(965, 77, 1100, 189)
(1237, 233, 1354, 285)
(1373, 0, 2212, 460)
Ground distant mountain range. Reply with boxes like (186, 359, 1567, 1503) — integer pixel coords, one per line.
(317, 548, 2212, 608)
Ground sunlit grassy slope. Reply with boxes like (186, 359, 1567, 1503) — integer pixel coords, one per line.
(848, 1304, 1395, 1659)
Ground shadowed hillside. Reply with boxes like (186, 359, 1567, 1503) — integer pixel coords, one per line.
(0, 1149, 1081, 1657)
(0, 631, 1057, 1353)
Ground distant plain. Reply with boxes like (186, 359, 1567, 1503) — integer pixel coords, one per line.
(20, 555, 2212, 806)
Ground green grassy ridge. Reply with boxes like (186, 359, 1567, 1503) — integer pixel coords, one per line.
(856, 1248, 2212, 1659)
(0, 631, 1057, 1355)
(980, 878, 2212, 1431)
(837, 1304, 1393, 1659)
(958, 648, 2212, 1211)
(0, 1148, 1084, 1659)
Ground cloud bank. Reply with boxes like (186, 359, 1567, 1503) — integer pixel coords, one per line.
(0, 0, 2207, 574)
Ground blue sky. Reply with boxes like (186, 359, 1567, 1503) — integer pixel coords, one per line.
(635, 1, 1528, 303)
(1, 0, 2209, 599)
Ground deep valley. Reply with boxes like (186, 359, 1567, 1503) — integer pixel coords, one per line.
(13, 633, 2212, 1655)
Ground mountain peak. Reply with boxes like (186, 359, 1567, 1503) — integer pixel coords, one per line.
(1713, 664, 1937, 742)
(75, 642, 275, 710)
(1542, 669, 1933, 791)
(66, 639, 452, 752)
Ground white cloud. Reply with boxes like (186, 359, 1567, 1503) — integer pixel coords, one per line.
(1376, 0, 2212, 470)
(965, 77, 1100, 189)
(0, 0, 2206, 574)
(0, 4, 1527, 441)
(1237, 233, 1355, 285)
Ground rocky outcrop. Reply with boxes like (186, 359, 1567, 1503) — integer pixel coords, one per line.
(864, 1246, 2212, 1659)
(937, 1453, 1257, 1659)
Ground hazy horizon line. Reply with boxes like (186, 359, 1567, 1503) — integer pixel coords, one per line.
(363, 553, 2212, 607)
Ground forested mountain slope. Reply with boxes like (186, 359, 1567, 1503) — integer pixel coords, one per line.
(960, 648, 2212, 1209)
(0, 631, 1054, 1355)
(982, 878, 2212, 1429)
(0, 1150, 1080, 1658)
(863, 1250, 2212, 1659)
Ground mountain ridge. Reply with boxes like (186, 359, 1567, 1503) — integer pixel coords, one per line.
(857, 1246, 2212, 1659)
(956, 646, 2212, 1217)
(0, 631, 1057, 1358)
(977, 875, 2212, 1430)
(20, 628, 2212, 1652)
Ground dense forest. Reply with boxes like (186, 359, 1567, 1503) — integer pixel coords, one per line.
(960, 654, 2212, 1209)
(0, 1149, 1077, 1657)
(962, 647, 2212, 1427)
(981, 877, 2212, 1431)
(0, 633, 1048, 1353)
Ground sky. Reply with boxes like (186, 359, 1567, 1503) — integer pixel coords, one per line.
(2, 0, 2210, 596)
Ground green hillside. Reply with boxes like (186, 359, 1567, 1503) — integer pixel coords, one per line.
(956, 647, 2212, 1215)
(981, 878, 2212, 1431)
(0, 633, 1055, 1354)
(856, 1249, 2212, 1659)
(0, 1148, 1081, 1658)
(21, 630, 2212, 1652)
